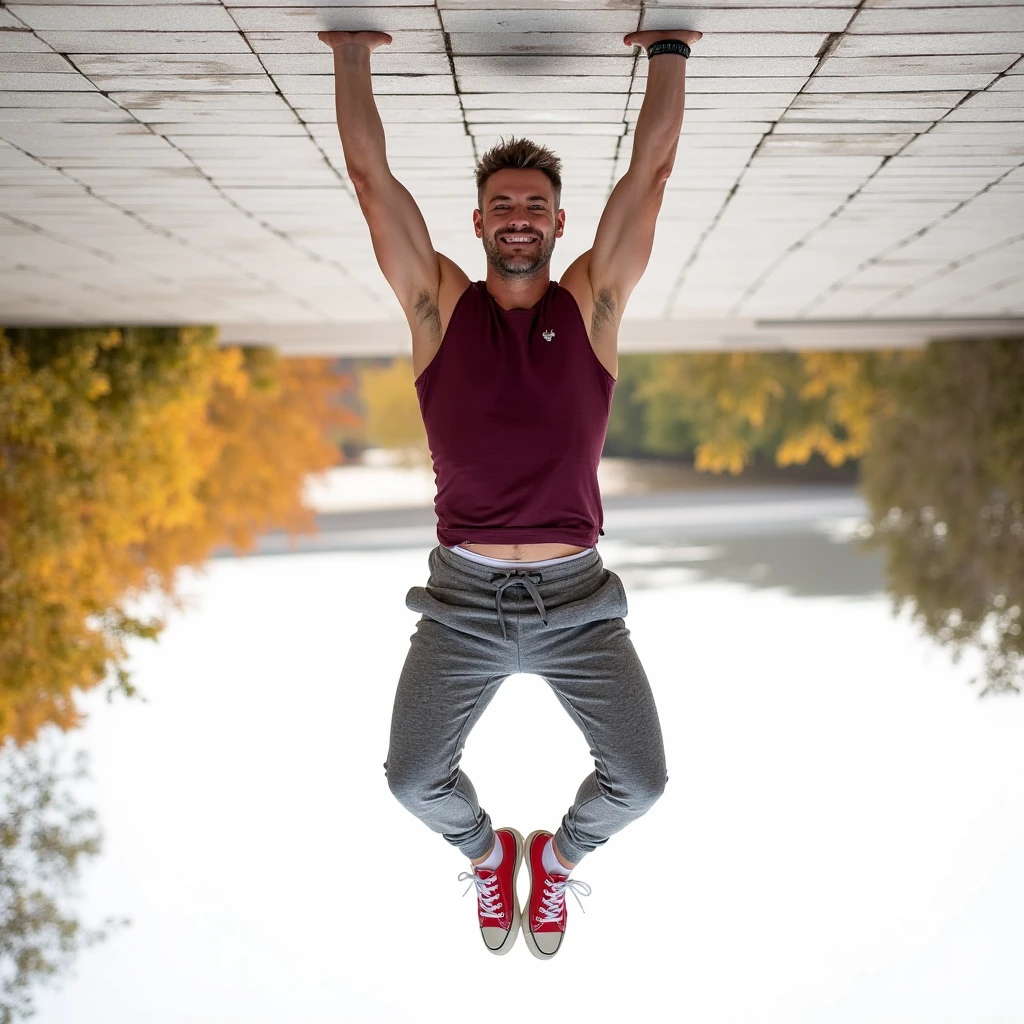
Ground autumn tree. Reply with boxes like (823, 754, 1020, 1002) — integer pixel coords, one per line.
(616, 350, 900, 473)
(0, 328, 359, 743)
(357, 356, 429, 466)
(860, 338, 1024, 695)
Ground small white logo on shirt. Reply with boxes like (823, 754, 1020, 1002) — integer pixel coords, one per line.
(542, 329, 555, 342)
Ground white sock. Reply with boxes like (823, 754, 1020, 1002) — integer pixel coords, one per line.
(474, 833, 504, 872)
(542, 836, 572, 877)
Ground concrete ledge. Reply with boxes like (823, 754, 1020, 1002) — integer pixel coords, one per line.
(217, 317, 1024, 355)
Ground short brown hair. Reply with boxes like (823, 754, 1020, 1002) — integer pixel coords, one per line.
(475, 136, 562, 210)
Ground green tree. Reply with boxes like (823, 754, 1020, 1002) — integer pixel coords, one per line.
(860, 338, 1024, 695)
(0, 732, 124, 1023)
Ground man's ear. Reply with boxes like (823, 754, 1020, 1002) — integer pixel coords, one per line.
(472, 208, 483, 238)
(555, 209, 566, 238)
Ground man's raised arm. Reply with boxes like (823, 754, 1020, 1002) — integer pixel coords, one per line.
(318, 32, 441, 325)
(585, 30, 703, 320)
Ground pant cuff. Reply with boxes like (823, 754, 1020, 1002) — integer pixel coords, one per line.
(552, 828, 589, 867)
(460, 826, 496, 861)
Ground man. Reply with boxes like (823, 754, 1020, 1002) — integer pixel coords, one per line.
(319, 26, 701, 958)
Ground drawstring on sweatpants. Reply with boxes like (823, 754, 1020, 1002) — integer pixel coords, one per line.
(489, 570, 547, 642)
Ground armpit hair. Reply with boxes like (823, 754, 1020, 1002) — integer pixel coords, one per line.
(414, 289, 441, 343)
(591, 287, 616, 337)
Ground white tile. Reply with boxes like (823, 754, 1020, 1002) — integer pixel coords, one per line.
(230, 0, 433, 5)
(276, 74, 454, 95)
(261, 52, 450, 74)
(805, 74, 997, 93)
(112, 90, 291, 110)
(455, 55, 632, 76)
(0, 90, 120, 108)
(9, 4, 238, 30)
(466, 108, 624, 123)
(469, 120, 624, 136)
(0, 106, 134, 122)
(631, 91, 797, 110)
(441, 10, 639, 32)
(1, 53, 75, 72)
(850, 6, 1024, 32)
(759, 134, 914, 156)
(833, 32, 1024, 56)
(641, 7, 855, 32)
(245, 29, 444, 53)
(230, 7, 439, 32)
(70, 53, 266, 75)
(656, 77, 810, 94)
(793, 90, 966, 109)
(135, 107, 302, 123)
(943, 108, 1024, 122)
(775, 121, 933, 134)
(461, 91, 626, 109)
(637, 56, 818, 78)
(790, 106, 953, 121)
(37, 30, 250, 53)
(0, 30, 51, 51)
(439, 0, 638, 7)
(820, 55, 1017, 76)
(155, 122, 309, 136)
(457, 75, 631, 94)
(87, 74, 277, 93)
(0, 71, 97, 90)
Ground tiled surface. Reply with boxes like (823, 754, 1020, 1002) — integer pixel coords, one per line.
(1, 1, 1023, 348)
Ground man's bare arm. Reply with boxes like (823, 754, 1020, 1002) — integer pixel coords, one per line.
(319, 32, 441, 332)
(585, 30, 702, 324)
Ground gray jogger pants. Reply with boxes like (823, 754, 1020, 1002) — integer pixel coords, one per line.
(384, 544, 667, 864)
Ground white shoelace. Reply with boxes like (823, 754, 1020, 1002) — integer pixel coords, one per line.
(458, 870, 505, 922)
(535, 875, 592, 925)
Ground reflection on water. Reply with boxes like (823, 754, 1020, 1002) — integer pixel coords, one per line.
(0, 733, 124, 1024)
(859, 338, 1024, 695)
(612, 531, 885, 600)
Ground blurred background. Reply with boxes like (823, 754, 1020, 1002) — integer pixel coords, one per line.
(1, 330, 1022, 1022)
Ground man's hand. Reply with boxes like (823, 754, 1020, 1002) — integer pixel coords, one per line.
(317, 30, 393, 52)
(623, 29, 702, 52)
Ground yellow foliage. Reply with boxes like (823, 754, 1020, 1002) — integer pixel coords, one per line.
(359, 357, 430, 466)
(633, 349, 898, 474)
(0, 329, 359, 744)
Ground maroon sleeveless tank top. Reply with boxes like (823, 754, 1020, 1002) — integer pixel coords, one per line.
(414, 280, 616, 548)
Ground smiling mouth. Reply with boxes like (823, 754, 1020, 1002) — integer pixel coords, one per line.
(499, 235, 539, 245)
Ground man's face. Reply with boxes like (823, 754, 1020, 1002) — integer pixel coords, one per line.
(473, 169, 565, 279)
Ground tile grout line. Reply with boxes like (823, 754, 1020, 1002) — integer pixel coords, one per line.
(934, 267, 1024, 317)
(4, 4, 389, 317)
(925, 239, 1024, 315)
(608, 3, 645, 198)
(437, 3, 479, 167)
(0, 227, 185, 319)
(796, 55, 1024, 318)
(658, 1, 868, 320)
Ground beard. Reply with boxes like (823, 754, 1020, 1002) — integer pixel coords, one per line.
(481, 230, 556, 279)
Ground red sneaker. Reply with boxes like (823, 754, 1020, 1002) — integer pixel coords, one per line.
(523, 829, 592, 960)
(457, 827, 523, 955)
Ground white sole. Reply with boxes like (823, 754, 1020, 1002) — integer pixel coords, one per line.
(482, 826, 523, 956)
(521, 829, 563, 961)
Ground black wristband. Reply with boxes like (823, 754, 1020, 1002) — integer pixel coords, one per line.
(646, 39, 691, 59)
